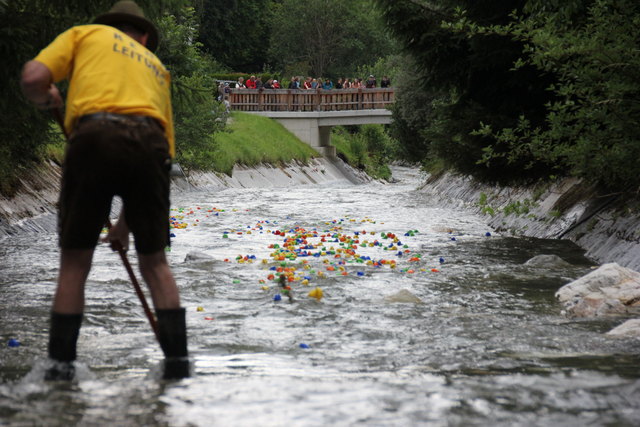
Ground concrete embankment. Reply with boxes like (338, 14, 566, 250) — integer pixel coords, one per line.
(0, 158, 370, 237)
(419, 171, 640, 272)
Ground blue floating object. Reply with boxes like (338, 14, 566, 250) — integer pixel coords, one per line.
(8, 339, 20, 348)
(357, 271, 365, 276)
(269, 266, 277, 271)
(273, 294, 282, 301)
(299, 343, 310, 349)
(485, 232, 492, 237)
(451, 237, 456, 241)
(439, 257, 445, 264)
(169, 233, 176, 238)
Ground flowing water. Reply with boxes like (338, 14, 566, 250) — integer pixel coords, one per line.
(1, 167, 639, 426)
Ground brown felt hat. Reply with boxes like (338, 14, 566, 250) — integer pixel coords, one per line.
(94, 1, 159, 52)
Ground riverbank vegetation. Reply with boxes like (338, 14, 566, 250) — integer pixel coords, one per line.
(1, 0, 398, 196)
(332, 125, 398, 181)
(211, 113, 317, 176)
(198, 113, 395, 181)
(376, 0, 640, 192)
(7, 1, 635, 197)
(2, 1, 237, 196)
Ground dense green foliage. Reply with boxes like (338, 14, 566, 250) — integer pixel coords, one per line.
(196, 0, 273, 73)
(195, 0, 396, 79)
(377, 0, 640, 191)
(155, 7, 227, 170)
(267, 0, 395, 78)
(332, 125, 398, 180)
(0, 0, 225, 195)
(377, 0, 555, 183)
(471, 0, 640, 190)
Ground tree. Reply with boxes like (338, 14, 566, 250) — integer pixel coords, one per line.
(268, 0, 394, 78)
(474, 0, 640, 190)
(0, 0, 218, 195)
(196, 0, 273, 72)
(156, 6, 227, 170)
(378, 0, 640, 190)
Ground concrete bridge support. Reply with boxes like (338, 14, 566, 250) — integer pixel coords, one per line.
(250, 110, 393, 158)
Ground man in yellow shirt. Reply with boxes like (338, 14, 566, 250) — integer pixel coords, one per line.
(20, 1, 188, 380)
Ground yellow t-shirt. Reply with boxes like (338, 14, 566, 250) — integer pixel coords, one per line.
(34, 24, 175, 157)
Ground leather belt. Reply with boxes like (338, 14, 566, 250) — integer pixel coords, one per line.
(78, 112, 162, 129)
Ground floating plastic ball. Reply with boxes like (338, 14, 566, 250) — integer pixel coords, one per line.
(7, 339, 20, 348)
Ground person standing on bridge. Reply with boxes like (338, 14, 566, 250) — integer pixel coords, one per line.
(246, 75, 257, 89)
(20, 0, 189, 381)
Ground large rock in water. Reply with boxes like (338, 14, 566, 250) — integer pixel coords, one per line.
(555, 263, 640, 318)
(607, 319, 640, 338)
(524, 254, 572, 268)
(383, 289, 423, 304)
(184, 251, 214, 263)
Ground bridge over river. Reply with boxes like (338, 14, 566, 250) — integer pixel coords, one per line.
(229, 88, 394, 157)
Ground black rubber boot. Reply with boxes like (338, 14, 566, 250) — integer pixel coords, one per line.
(45, 312, 83, 381)
(156, 308, 189, 380)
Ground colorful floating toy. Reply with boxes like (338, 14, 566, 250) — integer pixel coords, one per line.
(308, 287, 324, 301)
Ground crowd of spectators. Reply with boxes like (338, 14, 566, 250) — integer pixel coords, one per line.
(230, 74, 391, 91)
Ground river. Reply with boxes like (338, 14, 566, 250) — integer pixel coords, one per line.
(1, 166, 639, 426)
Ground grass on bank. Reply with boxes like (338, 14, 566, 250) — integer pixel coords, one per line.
(212, 112, 318, 175)
(332, 125, 394, 180)
(39, 112, 397, 182)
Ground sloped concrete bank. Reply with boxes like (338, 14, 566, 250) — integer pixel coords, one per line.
(419, 171, 640, 272)
(0, 157, 370, 238)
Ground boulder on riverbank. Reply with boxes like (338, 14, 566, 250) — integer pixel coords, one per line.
(555, 263, 640, 318)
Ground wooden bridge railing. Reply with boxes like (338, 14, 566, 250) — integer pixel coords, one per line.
(228, 88, 394, 112)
